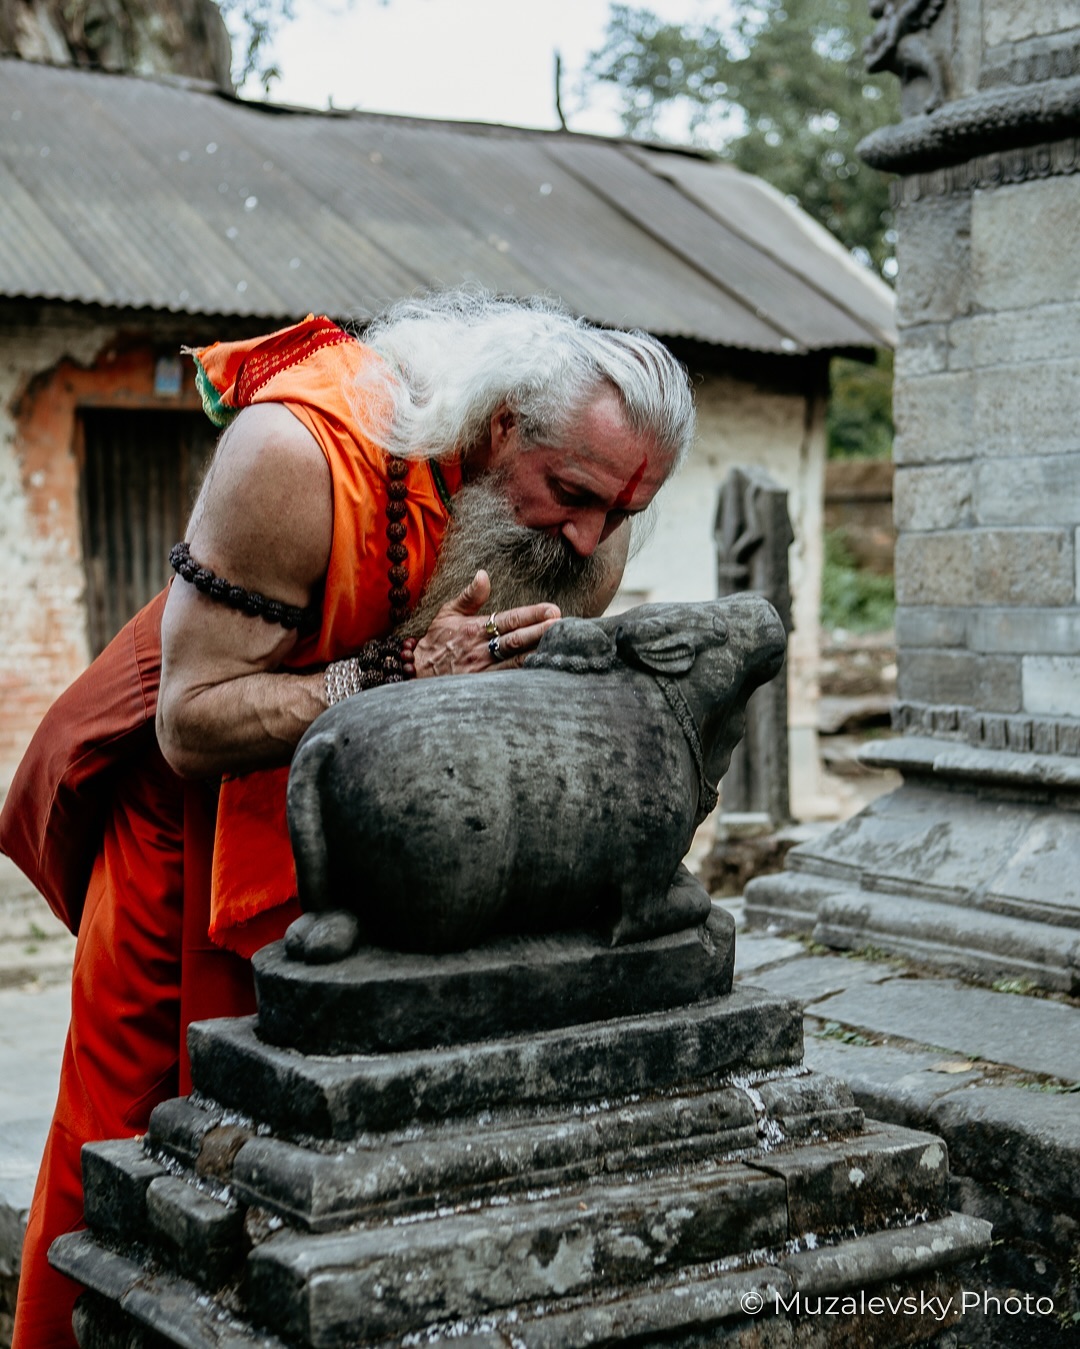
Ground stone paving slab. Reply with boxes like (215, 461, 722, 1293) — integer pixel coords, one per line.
(808, 977, 1080, 1083)
(0, 940, 74, 993)
(802, 1036, 981, 1129)
(0, 981, 67, 1129)
(0, 979, 67, 1277)
(0, 854, 74, 987)
(732, 932, 807, 974)
(736, 953, 900, 1003)
(929, 1087, 1080, 1211)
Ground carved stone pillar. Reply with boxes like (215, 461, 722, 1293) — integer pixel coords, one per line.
(746, 0, 1080, 991)
(714, 466, 794, 827)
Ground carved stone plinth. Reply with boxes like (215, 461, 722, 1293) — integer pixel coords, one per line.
(747, 738, 1080, 993)
(52, 906, 989, 1348)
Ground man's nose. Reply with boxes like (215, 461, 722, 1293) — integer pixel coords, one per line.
(561, 509, 608, 557)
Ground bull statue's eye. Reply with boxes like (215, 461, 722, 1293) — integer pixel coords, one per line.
(712, 616, 728, 642)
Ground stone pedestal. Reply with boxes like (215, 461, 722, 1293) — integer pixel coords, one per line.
(747, 0, 1080, 990)
(748, 739, 1080, 992)
(52, 906, 988, 1347)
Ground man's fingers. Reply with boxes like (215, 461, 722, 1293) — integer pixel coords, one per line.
(447, 569, 491, 616)
(492, 615, 559, 661)
(492, 601, 560, 632)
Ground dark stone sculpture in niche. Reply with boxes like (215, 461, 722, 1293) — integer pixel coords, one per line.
(286, 594, 786, 961)
(714, 465, 794, 826)
(865, 0, 949, 114)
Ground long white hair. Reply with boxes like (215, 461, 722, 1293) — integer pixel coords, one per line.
(354, 288, 695, 466)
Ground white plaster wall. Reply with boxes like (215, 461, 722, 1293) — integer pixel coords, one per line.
(618, 370, 827, 819)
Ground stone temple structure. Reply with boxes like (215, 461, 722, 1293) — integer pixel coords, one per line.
(748, 0, 1080, 993)
(48, 597, 988, 1346)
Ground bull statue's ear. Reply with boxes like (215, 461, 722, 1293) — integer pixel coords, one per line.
(616, 623, 696, 675)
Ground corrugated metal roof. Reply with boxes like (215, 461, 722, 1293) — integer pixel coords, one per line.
(0, 58, 895, 354)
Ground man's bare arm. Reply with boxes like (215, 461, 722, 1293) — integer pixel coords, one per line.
(157, 403, 333, 779)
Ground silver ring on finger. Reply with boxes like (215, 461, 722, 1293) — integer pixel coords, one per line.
(488, 635, 507, 662)
(485, 614, 500, 637)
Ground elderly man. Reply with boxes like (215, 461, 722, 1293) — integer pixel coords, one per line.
(2, 289, 694, 1348)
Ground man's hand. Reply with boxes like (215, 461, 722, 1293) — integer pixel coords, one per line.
(411, 570, 560, 677)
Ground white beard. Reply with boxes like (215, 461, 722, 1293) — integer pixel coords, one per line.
(398, 477, 610, 639)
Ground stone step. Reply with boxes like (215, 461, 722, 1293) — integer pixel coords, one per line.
(50, 1235, 290, 1349)
(145, 1175, 244, 1288)
(90, 1074, 863, 1243)
(188, 988, 805, 1139)
(52, 1209, 993, 1349)
(242, 1123, 950, 1346)
(744, 870, 833, 930)
(247, 1165, 786, 1344)
(227, 1073, 862, 1231)
(746, 872, 1080, 992)
(82, 1137, 168, 1242)
(253, 906, 735, 1055)
(135, 1072, 860, 1234)
(766, 771, 1080, 936)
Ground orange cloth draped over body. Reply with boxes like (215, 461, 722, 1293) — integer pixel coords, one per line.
(1, 317, 459, 1348)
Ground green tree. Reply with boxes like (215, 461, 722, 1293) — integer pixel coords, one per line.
(586, 0, 899, 277)
(827, 350, 894, 459)
(216, 0, 295, 91)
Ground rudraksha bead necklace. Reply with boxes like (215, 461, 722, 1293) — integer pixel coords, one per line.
(386, 455, 411, 625)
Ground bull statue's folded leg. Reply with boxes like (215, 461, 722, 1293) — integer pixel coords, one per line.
(285, 730, 363, 962)
(611, 863, 713, 947)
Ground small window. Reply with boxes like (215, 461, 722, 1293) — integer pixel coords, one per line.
(79, 409, 217, 655)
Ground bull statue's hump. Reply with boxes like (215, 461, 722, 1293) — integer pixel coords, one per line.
(286, 593, 786, 960)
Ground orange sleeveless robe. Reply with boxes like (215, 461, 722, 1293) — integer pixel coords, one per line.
(7, 318, 457, 1348)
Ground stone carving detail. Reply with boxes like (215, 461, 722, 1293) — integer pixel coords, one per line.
(865, 0, 950, 114)
(893, 701, 1080, 757)
(981, 40, 1080, 91)
(714, 467, 793, 825)
(45, 599, 991, 1347)
(889, 136, 1080, 201)
(858, 73, 1080, 175)
(286, 594, 787, 961)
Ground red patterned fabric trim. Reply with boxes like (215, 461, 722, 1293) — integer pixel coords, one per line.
(233, 318, 354, 409)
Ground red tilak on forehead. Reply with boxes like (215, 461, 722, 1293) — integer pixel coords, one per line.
(614, 456, 649, 508)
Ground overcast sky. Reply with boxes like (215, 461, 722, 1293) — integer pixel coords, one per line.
(248, 0, 733, 138)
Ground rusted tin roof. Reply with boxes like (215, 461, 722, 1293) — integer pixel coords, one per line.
(0, 58, 895, 353)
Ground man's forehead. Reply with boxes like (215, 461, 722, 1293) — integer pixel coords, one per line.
(572, 396, 668, 491)
(579, 437, 668, 501)
(614, 455, 650, 509)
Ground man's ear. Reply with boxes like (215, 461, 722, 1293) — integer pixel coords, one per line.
(490, 406, 515, 449)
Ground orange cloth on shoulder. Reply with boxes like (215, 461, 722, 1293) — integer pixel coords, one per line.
(189, 316, 459, 956)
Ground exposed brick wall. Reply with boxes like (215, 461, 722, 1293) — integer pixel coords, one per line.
(0, 306, 203, 791)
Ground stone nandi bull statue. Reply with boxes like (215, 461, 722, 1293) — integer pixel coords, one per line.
(285, 593, 786, 961)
